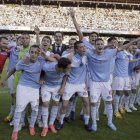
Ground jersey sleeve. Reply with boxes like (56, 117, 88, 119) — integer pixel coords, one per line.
(82, 38, 95, 50)
(15, 60, 24, 71)
(71, 56, 81, 67)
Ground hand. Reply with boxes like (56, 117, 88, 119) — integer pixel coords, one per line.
(58, 87, 65, 96)
(39, 80, 45, 85)
(34, 25, 40, 35)
(22, 56, 30, 64)
(69, 7, 75, 18)
(41, 50, 46, 58)
(0, 80, 6, 87)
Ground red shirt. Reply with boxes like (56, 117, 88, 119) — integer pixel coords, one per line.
(0, 48, 10, 73)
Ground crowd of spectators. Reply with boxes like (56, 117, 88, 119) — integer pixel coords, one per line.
(0, 5, 139, 32)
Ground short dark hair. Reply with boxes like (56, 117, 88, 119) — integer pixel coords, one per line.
(42, 36, 52, 44)
(30, 44, 40, 50)
(0, 36, 8, 42)
(74, 40, 83, 50)
(107, 37, 117, 44)
(69, 38, 77, 43)
(123, 41, 130, 45)
(89, 32, 98, 37)
(58, 57, 71, 69)
(54, 31, 64, 37)
(95, 38, 104, 44)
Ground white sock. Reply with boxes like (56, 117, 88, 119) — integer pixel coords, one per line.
(91, 106, 97, 125)
(96, 98, 101, 120)
(65, 101, 73, 117)
(106, 103, 113, 125)
(113, 94, 120, 113)
(20, 110, 26, 124)
(42, 106, 49, 128)
(60, 114, 65, 124)
(124, 96, 130, 109)
(57, 103, 62, 120)
(13, 112, 22, 132)
(80, 107, 84, 115)
(49, 106, 59, 125)
(103, 101, 106, 114)
(119, 95, 125, 108)
(84, 114, 89, 125)
(9, 104, 15, 116)
(30, 110, 38, 128)
(72, 96, 78, 112)
(129, 93, 136, 107)
(37, 105, 42, 121)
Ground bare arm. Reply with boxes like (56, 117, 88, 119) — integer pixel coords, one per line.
(118, 37, 140, 51)
(6, 67, 16, 80)
(69, 8, 83, 41)
(129, 58, 140, 63)
(39, 70, 45, 85)
(58, 75, 68, 95)
(34, 26, 40, 45)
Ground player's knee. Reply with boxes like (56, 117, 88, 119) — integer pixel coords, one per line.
(105, 101, 112, 104)
(116, 90, 122, 96)
(90, 102, 97, 106)
(62, 101, 69, 109)
(42, 102, 49, 107)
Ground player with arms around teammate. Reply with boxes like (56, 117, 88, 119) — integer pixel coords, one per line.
(5, 45, 44, 140)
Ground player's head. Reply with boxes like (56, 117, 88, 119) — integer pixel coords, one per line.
(107, 37, 118, 48)
(123, 40, 130, 51)
(0, 36, 8, 49)
(21, 33, 30, 47)
(129, 42, 138, 54)
(16, 36, 22, 46)
(74, 41, 86, 56)
(137, 40, 140, 49)
(69, 38, 77, 49)
(89, 32, 98, 45)
(41, 36, 52, 51)
(54, 31, 64, 45)
(95, 38, 104, 54)
(57, 57, 71, 73)
(29, 45, 40, 62)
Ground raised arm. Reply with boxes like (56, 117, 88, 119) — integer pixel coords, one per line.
(34, 26, 40, 45)
(129, 57, 140, 63)
(69, 8, 83, 41)
(58, 75, 68, 96)
(119, 37, 140, 51)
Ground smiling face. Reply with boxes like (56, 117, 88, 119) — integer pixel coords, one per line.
(95, 39, 104, 55)
(137, 40, 140, 49)
(29, 46, 39, 62)
(89, 33, 98, 45)
(69, 38, 77, 50)
(0, 38, 8, 49)
(41, 37, 51, 51)
(54, 32, 63, 45)
(109, 39, 118, 48)
(21, 34, 30, 47)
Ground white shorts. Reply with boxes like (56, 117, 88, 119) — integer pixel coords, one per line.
(41, 85, 61, 102)
(90, 80, 112, 103)
(62, 83, 88, 101)
(112, 76, 131, 91)
(15, 85, 39, 112)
